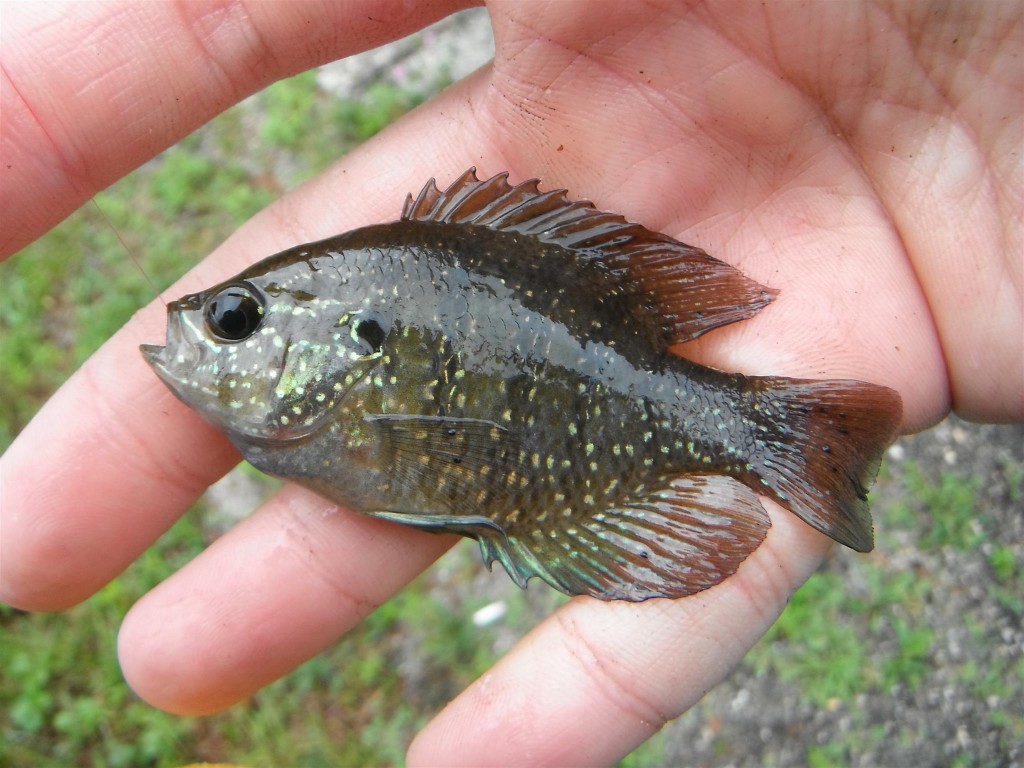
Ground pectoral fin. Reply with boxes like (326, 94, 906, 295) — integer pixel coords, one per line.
(365, 413, 524, 513)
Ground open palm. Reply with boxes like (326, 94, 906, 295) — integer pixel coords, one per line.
(2, 2, 1020, 764)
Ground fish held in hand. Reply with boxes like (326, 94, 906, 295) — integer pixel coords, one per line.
(142, 169, 902, 601)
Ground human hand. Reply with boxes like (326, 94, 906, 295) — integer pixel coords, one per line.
(2, 1, 1020, 765)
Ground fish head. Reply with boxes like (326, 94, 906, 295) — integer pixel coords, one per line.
(141, 269, 393, 445)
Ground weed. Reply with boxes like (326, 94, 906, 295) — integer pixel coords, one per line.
(987, 543, 1023, 614)
(880, 616, 934, 692)
(751, 572, 869, 707)
(900, 461, 983, 550)
(1003, 461, 1022, 505)
(261, 70, 322, 150)
(334, 82, 424, 143)
(807, 740, 848, 768)
(618, 729, 667, 767)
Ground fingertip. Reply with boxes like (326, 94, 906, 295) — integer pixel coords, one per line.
(0, 452, 132, 611)
(116, 485, 457, 716)
(117, 584, 249, 715)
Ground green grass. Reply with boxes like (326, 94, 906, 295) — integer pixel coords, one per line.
(1, 516, 206, 767)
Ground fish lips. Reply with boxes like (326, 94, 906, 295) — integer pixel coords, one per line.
(139, 342, 179, 391)
(140, 308, 204, 388)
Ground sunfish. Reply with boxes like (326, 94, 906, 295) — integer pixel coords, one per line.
(142, 169, 902, 601)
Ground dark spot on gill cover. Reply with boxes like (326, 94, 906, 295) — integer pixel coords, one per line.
(354, 316, 386, 354)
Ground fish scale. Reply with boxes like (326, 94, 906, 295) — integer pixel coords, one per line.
(143, 168, 902, 601)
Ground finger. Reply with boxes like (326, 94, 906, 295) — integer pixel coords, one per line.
(408, 506, 829, 767)
(117, 484, 456, 714)
(0, 68, 497, 612)
(705, 1, 1023, 421)
(0, 0, 471, 256)
(0, 327, 237, 610)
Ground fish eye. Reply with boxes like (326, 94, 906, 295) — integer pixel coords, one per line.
(204, 284, 264, 342)
(352, 312, 388, 356)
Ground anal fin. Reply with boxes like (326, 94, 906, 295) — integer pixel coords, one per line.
(489, 474, 770, 601)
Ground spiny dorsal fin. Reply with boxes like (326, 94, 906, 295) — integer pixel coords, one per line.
(403, 168, 777, 344)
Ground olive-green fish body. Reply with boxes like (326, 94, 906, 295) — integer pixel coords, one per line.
(143, 170, 901, 600)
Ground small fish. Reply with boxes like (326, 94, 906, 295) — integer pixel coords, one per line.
(142, 169, 902, 601)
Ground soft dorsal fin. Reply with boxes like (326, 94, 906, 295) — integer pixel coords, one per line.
(403, 168, 777, 344)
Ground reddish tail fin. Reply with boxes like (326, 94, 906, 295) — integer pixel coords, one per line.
(743, 377, 902, 551)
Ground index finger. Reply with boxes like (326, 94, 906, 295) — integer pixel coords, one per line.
(0, 0, 469, 257)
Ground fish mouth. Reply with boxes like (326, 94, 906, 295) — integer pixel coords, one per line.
(140, 342, 175, 384)
(140, 343, 165, 366)
(140, 308, 201, 384)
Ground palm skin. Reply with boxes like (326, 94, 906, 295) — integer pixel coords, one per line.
(1, 1, 1020, 765)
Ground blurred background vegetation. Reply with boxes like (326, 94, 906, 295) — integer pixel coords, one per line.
(1, 31, 1021, 768)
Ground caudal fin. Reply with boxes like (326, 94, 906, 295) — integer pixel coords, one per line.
(743, 377, 902, 551)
